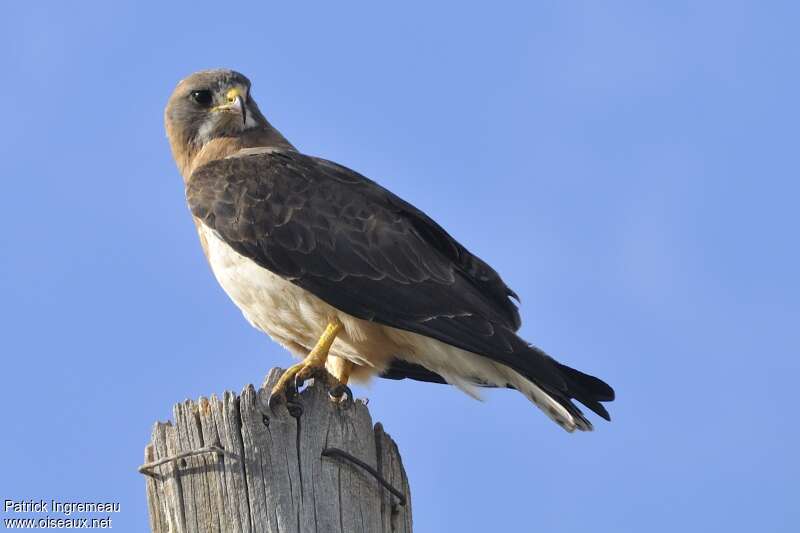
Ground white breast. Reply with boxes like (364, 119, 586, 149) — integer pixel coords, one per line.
(198, 223, 337, 354)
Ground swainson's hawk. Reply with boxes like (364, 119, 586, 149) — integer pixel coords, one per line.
(165, 69, 614, 431)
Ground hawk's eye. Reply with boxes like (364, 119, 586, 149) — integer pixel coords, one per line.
(189, 90, 213, 107)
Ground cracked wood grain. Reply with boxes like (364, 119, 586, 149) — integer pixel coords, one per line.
(143, 368, 413, 533)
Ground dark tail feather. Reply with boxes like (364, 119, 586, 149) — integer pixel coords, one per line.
(380, 359, 448, 384)
(380, 352, 615, 431)
(552, 360, 615, 421)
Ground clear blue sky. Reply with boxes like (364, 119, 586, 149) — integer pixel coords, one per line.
(1, 1, 798, 531)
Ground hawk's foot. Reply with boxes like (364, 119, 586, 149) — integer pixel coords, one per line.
(268, 361, 348, 412)
(268, 318, 345, 414)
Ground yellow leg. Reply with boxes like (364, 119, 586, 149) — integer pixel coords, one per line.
(269, 318, 343, 407)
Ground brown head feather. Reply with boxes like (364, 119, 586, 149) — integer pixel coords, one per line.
(164, 69, 294, 182)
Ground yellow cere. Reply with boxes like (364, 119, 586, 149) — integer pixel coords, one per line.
(226, 87, 244, 102)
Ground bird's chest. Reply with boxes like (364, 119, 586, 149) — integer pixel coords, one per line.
(197, 223, 328, 346)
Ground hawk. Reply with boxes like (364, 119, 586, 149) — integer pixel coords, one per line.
(165, 69, 614, 432)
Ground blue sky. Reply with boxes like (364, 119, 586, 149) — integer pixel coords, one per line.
(1, 1, 798, 531)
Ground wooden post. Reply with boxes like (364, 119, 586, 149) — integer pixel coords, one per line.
(140, 368, 412, 533)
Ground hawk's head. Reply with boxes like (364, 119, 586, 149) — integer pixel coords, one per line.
(165, 69, 286, 179)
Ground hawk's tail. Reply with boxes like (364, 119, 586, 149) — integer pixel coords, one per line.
(504, 354, 615, 432)
(379, 346, 615, 432)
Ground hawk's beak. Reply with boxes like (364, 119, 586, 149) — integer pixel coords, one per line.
(213, 87, 247, 126)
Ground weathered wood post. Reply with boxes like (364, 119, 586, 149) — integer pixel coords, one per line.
(140, 368, 412, 533)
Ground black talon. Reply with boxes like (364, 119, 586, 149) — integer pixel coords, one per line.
(269, 378, 299, 411)
(285, 377, 300, 398)
(329, 384, 352, 403)
(294, 372, 307, 392)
